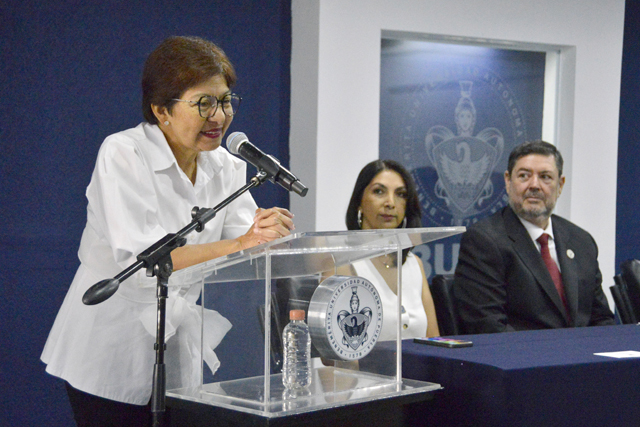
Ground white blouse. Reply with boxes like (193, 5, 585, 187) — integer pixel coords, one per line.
(352, 252, 428, 341)
(41, 123, 257, 404)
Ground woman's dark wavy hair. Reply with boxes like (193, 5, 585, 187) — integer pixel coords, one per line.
(345, 159, 422, 265)
(142, 36, 237, 124)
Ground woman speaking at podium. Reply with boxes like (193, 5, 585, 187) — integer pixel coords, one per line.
(342, 160, 440, 340)
(41, 36, 294, 426)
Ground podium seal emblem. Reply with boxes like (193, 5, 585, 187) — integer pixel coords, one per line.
(308, 275, 383, 360)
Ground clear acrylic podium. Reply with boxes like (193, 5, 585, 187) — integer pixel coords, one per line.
(166, 227, 464, 420)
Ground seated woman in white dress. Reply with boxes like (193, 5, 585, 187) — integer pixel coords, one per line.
(340, 160, 440, 340)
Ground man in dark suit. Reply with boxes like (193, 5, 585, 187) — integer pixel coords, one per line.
(453, 140, 615, 334)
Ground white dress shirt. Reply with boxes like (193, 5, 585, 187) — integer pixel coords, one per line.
(519, 216, 561, 270)
(41, 123, 257, 404)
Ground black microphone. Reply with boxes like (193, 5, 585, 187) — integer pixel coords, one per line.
(226, 132, 308, 197)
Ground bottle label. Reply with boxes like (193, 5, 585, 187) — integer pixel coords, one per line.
(308, 275, 383, 360)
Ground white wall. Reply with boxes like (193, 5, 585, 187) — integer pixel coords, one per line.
(290, 0, 625, 300)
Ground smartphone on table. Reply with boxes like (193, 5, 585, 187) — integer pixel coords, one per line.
(413, 337, 473, 348)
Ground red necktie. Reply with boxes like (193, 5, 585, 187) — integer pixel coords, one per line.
(537, 233, 569, 316)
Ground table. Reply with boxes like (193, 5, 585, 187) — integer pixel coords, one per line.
(401, 324, 640, 427)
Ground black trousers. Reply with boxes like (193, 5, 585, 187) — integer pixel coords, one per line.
(65, 382, 160, 427)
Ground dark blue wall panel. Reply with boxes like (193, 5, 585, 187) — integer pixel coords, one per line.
(0, 1, 291, 425)
(616, 1, 640, 268)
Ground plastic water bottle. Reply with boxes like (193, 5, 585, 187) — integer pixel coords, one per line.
(282, 309, 312, 389)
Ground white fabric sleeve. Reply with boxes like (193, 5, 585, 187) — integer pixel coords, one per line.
(87, 136, 168, 270)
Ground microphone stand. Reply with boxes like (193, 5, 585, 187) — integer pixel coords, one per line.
(82, 171, 269, 427)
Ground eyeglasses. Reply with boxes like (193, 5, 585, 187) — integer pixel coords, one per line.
(172, 94, 242, 118)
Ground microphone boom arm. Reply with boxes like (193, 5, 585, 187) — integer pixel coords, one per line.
(82, 170, 269, 305)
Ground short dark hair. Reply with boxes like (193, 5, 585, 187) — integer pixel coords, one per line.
(507, 140, 564, 176)
(141, 36, 237, 124)
(345, 160, 421, 265)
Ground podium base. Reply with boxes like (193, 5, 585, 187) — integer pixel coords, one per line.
(165, 367, 440, 426)
(167, 384, 438, 427)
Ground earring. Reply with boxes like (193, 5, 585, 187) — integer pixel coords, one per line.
(401, 217, 407, 228)
(357, 210, 363, 229)
(164, 120, 169, 126)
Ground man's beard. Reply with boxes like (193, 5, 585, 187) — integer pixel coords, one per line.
(509, 191, 554, 225)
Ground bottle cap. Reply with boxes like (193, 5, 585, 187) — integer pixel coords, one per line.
(289, 309, 305, 321)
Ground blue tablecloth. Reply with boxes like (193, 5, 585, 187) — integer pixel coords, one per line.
(402, 324, 640, 427)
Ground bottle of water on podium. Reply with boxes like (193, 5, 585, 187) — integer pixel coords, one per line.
(282, 309, 312, 389)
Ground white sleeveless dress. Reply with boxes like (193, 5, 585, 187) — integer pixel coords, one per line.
(352, 252, 427, 341)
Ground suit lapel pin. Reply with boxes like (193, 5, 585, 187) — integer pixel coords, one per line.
(566, 249, 575, 259)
